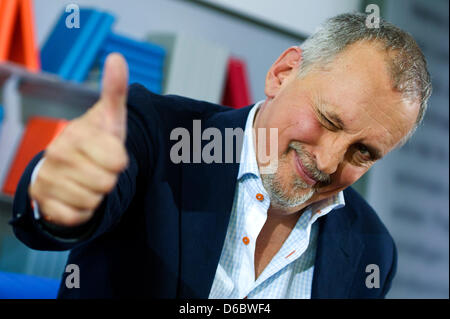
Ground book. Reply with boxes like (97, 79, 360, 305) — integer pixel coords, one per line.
(40, 8, 115, 82)
(102, 32, 165, 65)
(221, 57, 252, 108)
(94, 32, 166, 93)
(2, 116, 68, 195)
(146, 33, 229, 103)
(70, 13, 115, 82)
(0, 0, 40, 71)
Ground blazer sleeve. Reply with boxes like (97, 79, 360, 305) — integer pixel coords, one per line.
(380, 237, 398, 298)
(9, 88, 156, 251)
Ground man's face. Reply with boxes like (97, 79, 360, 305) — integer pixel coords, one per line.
(255, 42, 419, 213)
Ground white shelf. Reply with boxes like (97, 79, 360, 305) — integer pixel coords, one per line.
(0, 62, 99, 109)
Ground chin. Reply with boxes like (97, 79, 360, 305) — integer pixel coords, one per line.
(261, 170, 316, 211)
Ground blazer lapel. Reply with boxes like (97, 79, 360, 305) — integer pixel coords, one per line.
(178, 105, 252, 298)
(311, 197, 365, 298)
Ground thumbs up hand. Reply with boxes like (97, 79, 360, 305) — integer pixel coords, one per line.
(29, 53, 130, 227)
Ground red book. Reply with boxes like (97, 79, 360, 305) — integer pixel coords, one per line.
(2, 116, 67, 195)
(221, 57, 252, 109)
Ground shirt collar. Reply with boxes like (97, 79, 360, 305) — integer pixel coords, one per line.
(237, 100, 345, 215)
(237, 100, 265, 180)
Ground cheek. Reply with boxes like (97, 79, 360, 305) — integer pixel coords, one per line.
(277, 107, 323, 152)
(334, 164, 367, 188)
(317, 163, 367, 196)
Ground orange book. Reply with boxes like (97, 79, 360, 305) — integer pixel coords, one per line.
(2, 117, 67, 195)
(0, 0, 40, 71)
(0, 0, 19, 58)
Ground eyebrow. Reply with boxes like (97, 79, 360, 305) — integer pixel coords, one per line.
(319, 102, 384, 160)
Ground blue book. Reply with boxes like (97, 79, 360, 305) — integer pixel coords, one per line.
(99, 33, 166, 70)
(99, 44, 164, 71)
(70, 13, 115, 82)
(41, 9, 93, 75)
(40, 8, 115, 81)
(97, 54, 163, 82)
(58, 9, 103, 80)
(95, 32, 166, 93)
(0, 271, 60, 299)
(97, 67, 163, 94)
(107, 32, 165, 58)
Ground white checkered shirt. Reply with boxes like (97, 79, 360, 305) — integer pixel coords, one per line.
(208, 101, 345, 299)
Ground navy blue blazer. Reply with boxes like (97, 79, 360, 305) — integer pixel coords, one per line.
(11, 84, 397, 298)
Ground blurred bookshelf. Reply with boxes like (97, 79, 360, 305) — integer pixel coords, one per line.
(0, 62, 97, 281)
(0, 2, 248, 289)
(0, 62, 99, 109)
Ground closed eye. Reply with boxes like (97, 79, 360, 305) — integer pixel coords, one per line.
(318, 112, 339, 131)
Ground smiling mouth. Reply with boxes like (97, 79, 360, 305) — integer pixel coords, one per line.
(293, 150, 318, 186)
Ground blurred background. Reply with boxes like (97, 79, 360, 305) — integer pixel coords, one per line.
(0, 0, 447, 299)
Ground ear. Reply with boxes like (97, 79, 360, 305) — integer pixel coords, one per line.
(265, 46, 302, 98)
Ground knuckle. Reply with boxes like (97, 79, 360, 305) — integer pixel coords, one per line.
(77, 212, 94, 225)
(28, 181, 36, 195)
(45, 143, 70, 165)
(102, 139, 127, 171)
(31, 181, 46, 203)
(94, 172, 116, 193)
(65, 125, 84, 147)
(39, 199, 56, 220)
(115, 145, 129, 170)
(65, 120, 91, 146)
(85, 194, 102, 210)
(29, 184, 41, 202)
(102, 174, 118, 192)
(60, 212, 82, 227)
(44, 144, 60, 161)
(36, 166, 53, 187)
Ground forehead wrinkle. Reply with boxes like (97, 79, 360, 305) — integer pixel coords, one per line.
(360, 99, 408, 152)
(321, 94, 399, 155)
(316, 95, 365, 136)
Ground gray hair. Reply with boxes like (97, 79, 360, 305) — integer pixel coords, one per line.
(298, 12, 432, 144)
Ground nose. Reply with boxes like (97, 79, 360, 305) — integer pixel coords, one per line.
(314, 141, 346, 175)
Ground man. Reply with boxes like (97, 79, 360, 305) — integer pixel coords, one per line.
(11, 13, 431, 298)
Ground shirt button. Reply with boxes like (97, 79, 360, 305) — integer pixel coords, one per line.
(256, 193, 264, 201)
(242, 236, 250, 245)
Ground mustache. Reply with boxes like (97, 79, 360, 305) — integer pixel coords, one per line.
(288, 141, 331, 186)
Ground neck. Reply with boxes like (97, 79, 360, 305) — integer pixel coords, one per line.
(264, 205, 302, 234)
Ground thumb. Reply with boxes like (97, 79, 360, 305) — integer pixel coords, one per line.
(98, 53, 129, 141)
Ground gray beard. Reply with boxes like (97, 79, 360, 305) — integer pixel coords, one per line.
(259, 141, 328, 210)
(261, 171, 315, 209)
